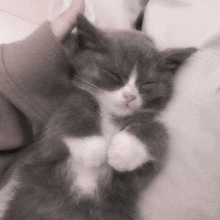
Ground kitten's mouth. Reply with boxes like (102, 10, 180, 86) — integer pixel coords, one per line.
(120, 102, 137, 112)
(125, 104, 133, 110)
(126, 101, 140, 110)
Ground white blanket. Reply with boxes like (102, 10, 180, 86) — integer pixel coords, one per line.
(143, 0, 220, 49)
(138, 30, 220, 220)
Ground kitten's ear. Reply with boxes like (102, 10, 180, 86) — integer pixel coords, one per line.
(160, 47, 197, 73)
(76, 14, 108, 51)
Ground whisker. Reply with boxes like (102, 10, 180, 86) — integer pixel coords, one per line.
(72, 68, 103, 92)
(73, 75, 103, 92)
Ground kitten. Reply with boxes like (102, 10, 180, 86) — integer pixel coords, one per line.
(1, 15, 195, 220)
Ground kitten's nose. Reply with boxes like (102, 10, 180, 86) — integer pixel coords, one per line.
(123, 92, 137, 102)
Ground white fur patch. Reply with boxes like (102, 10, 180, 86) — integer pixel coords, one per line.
(63, 136, 109, 196)
(68, 161, 105, 196)
(108, 130, 151, 172)
(63, 136, 108, 168)
(0, 176, 18, 219)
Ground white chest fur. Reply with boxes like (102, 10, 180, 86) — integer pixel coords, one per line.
(63, 112, 119, 197)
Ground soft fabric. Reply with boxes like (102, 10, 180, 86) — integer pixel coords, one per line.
(143, 0, 220, 49)
(137, 28, 220, 220)
(0, 22, 74, 186)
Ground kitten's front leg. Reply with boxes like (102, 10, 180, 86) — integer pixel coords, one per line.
(108, 130, 152, 172)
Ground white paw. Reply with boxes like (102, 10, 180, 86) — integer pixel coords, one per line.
(63, 136, 108, 168)
(108, 131, 151, 172)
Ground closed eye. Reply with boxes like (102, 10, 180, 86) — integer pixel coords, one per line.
(101, 68, 122, 83)
(140, 81, 157, 93)
(141, 81, 157, 87)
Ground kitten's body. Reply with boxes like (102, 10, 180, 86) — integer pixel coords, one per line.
(1, 16, 194, 220)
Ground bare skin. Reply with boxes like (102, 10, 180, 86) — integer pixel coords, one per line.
(51, 0, 85, 42)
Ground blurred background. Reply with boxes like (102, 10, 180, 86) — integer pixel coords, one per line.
(1, 0, 220, 48)
(0, 0, 142, 44)
(0, 0, 48, 43)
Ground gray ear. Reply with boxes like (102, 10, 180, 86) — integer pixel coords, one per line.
(76, 14, 108, 52)
(160, 47, 197, 73)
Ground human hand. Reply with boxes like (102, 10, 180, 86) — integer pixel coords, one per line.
(51, 0, 85, 43)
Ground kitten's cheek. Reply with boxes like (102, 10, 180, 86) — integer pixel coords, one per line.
(107, 131, 152, 172)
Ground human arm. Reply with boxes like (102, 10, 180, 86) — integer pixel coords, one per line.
(0, 0, 84, 187)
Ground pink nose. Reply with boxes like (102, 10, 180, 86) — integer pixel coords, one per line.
(123, 92, 137, 102)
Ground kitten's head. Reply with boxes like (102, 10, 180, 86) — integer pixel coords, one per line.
(67, 15, 195, 117)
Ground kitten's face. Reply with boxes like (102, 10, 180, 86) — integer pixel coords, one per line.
(96, 67, 142, 116)
(73, 62, 143, 117)
(68, 15, 196, 117)
(71, 32, 157, 117)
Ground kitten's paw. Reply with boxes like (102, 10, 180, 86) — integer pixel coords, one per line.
(63, 136, 108, 168)
(108, 131, 151, 172)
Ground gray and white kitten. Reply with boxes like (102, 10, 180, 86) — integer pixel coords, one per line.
(1, 15, 195, 220)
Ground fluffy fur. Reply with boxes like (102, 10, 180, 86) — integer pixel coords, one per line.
(1, 15, 195, 220)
